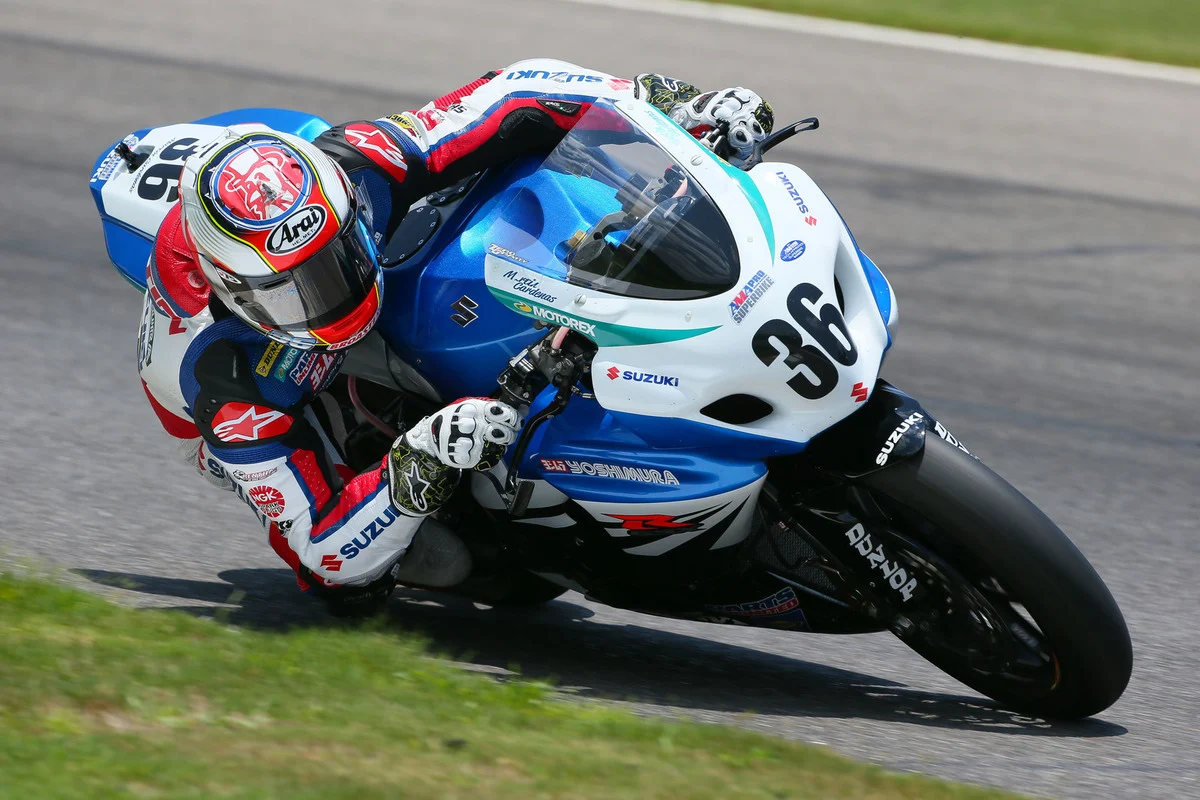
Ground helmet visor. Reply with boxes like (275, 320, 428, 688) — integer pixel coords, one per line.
(218, 205, 379, 332)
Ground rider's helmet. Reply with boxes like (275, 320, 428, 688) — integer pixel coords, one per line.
(179, 129, 381, 350)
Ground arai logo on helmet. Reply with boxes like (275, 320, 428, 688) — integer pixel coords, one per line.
(266, 205, 328, 255)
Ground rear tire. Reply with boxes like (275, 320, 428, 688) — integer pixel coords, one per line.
(861, 435, 1131, 719)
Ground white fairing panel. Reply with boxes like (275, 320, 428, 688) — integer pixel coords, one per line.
(483, 100, 890, 447)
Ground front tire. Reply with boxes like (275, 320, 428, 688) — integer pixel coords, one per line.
(860, 435, 1131, 719)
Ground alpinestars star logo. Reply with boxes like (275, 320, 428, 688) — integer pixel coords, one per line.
(211, 403, 293, 443)
(402, 461, 432, 513)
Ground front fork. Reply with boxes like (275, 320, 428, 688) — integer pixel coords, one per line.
(756, 380, 976, 625)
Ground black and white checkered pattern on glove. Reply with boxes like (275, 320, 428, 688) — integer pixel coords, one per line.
(671, 87, 775, 160)
(403, 398, 522, 471)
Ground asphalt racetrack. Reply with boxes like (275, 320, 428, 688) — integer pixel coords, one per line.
(2, 1, 1199, 797)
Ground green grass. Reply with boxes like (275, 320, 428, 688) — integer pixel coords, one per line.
(701, 0, 1200, 68)
(0, 575, 1026, 800)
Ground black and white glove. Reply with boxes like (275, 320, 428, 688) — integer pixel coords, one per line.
(670, 87, 775, 161)
(387, 399, 522, 516)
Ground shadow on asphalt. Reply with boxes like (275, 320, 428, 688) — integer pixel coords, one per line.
(73, 567, 1127, 739)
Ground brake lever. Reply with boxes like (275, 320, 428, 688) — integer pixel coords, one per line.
(738, 117, 820, 171)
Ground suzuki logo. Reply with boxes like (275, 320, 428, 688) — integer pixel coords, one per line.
(804, 215, 818, 226)
(606, 366, 620, 380)
(450, 295, 479, 327)
(851, 382, 869, 403)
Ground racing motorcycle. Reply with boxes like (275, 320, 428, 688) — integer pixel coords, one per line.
(88, 98, 1131, 719)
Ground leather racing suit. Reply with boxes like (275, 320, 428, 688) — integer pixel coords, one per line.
(136, 59, 773, 603)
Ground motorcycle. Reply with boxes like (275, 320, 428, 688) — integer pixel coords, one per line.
(88, 98, 1131, 719)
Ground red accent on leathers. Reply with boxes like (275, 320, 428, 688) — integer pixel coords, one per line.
(152, 204, 209, 317)
(431, 75, 494, 111)
(268, 522, 311, 591)
(308, 456, 388, 542)
(425, 98, 593, 175)
(141, 379, 200, 440)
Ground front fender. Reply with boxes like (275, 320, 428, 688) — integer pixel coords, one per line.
(795, 380, 971, 478)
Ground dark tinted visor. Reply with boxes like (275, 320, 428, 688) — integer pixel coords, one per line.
(224, 213, 378, 332)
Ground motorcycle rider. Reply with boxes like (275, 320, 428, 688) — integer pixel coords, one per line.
(136, 59, 774, 616)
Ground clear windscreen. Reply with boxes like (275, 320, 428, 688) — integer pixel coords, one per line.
(494, 101, 740, 301)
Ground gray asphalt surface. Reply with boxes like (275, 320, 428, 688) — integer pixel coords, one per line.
(2, 1, 1199, 797)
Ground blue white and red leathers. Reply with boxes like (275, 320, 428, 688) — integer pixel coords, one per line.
(136, 59, 773, 598)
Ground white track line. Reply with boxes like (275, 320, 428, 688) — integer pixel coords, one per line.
(564, 0, 1200, 86)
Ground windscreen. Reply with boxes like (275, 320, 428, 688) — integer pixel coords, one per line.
(499, 102, 740, 301)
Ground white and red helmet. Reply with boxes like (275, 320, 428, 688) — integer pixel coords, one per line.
(179, 129, 381, 350)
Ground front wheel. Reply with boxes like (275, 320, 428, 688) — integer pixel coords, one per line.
(859, 435, 1131, 719)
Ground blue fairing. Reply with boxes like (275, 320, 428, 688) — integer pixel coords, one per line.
(190, 108, 332, 140)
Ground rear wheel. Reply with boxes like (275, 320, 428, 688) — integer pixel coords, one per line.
(858, 435, 1131, 719)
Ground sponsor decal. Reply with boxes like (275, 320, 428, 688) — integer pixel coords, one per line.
(255, 342, 284, 377)
(844, 523, 918, 603)
(537, 99, 582, 116)
(780, 239, 806, 262)
(502, 269, 556, 302)
(606, 368, 680, 387)
(728, 270, 774, 324)
(450, 295, 479, 327)
(851, 381, 869, 404)
(91, 134, 140, 182)
(706, 587, 804, 618)
(211, 403, 293, 443)
(339, 507, 400, 558)
(805, 215, 818, 226)
(147, 280, 186, 335)
(505, 69, 603, 83)
(306, 353, 341, 391)
(529, 305, 596, 336)
(137, 297, 155, 370)
(933, 421, 973, 457)
(213, 142, 308, 224)
(488, 244, 528, 264)
(320, 554, 343, 572)
(233, 467, 279, 482)
(607, 78, 635, 91)
(265, 204, 327, 255)
(415, 109, 445, 130)
(876, 411, 923, 466)
(248, 485, 286, 518)
(512, 301, 533, 313)
(385, 114, 421, 139)
(539, 458, 680, 485)
(775, 171, 810, 215)
(273, 347, 300, 381)
(343, 123, 408, 180)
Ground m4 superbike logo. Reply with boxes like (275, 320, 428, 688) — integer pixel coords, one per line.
(844, 523, 918, 603)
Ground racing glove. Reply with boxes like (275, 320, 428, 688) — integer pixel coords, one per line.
(387, 399, 522, 515)
(669, 87, 775, 161)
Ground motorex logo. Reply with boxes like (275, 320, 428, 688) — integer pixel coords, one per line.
(529, 305, 596, 336)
